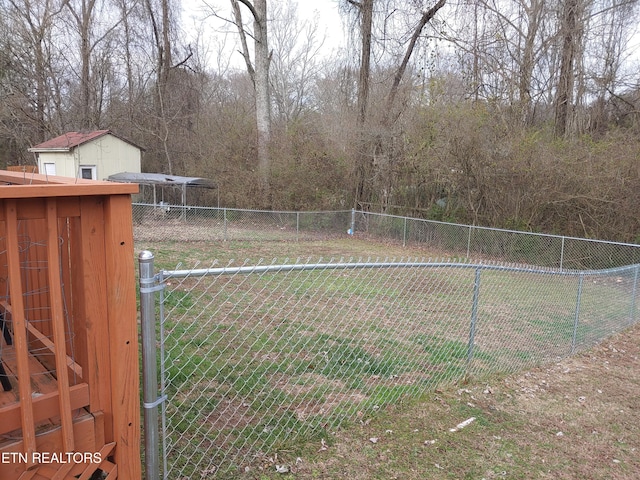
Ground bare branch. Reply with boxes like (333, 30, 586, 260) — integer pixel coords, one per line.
(231, 0, 255, 83)
(235, 0, 259, 21)
(384, 0, 447, 122)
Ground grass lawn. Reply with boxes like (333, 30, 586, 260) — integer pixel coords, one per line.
(134, 235, 640, 479)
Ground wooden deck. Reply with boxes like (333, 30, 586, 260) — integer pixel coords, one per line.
(0, 170, 140, 479)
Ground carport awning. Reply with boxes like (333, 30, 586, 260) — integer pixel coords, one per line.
(108, 172, 216, 188)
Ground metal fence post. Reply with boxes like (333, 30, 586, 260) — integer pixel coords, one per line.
(560, 236, 566, 271)
(296, 212, 300, 242)
(223, 208, 228, 241)
(403, 217, 407, 247)
(139, 251, 160, 480)
(467, 267, 482, 369)
(467, 226, 472, 258)
(351, 208, 356, 235)
(571, 274, 584, 354)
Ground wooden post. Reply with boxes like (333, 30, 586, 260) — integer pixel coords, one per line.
(3, 200, 37, 467)
(74, 197, 113, 443)
(104, 194, 141, 479)
(45, 198, 74, 452)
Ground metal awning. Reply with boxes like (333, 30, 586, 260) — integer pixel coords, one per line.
(108, 172, 218, 210)
(108, 172, 216, 188)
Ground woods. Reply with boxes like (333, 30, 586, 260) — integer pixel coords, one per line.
(0, 0, 639, 242)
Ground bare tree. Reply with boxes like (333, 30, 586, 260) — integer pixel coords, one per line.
(231, 0, 271, 187)
(383, 0, 446, 125)
(555, 0, 584, 137)
(553, 0, 640, 136)
(584, 0, 638, 132)
(343, 0, 373, 209)
(344, 0, 446, 209)
(269, 0, 324, 125)
(64, 0, 125, 129)
(346, 0, 373, 128)
(1, 0, 68, 142)
(447, 0, 555, 125)
(144, 0, 177, 173)
(111, 0, 152, 125)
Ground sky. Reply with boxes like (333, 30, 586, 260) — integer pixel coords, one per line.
(295, 0, 342, 39)
(181, 0, 346, 69)
(291, 0, 346, 56)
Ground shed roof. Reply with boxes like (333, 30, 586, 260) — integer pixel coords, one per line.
(107, 172, 216, 188)
(28, 130, 145, 153)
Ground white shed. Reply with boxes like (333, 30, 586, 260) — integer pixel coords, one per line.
(28, 130, 143, 180)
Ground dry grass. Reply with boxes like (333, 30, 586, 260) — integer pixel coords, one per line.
(135, 235, 640, 479)
(244, 323, 640, 479)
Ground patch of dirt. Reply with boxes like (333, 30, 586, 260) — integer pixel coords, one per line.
(270, 373, 367, 421)
(271, 373, 348, 397)
(205, 397, 256, 431)
(278, 323, 640, 479)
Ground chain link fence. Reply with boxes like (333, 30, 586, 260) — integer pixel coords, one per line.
(353, 211, 640, 269)
(135, 204, 640, 478)
(133, 204, 640, 269)
(140, 255, 640, 478)
(133, 204, 351, 242)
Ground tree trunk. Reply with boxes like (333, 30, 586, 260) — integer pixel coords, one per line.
(555, 0, 580, 137)
(352, 0, 373, 209)
(253, 0, 271, 187)
(519, 0, 544, 126)
(233, 0, 271, 189)
(66, 0, 98, 130)
(356, 0, 373, 127)
(146, 0, 175, 174)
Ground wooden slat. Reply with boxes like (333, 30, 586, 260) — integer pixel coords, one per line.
(17, 469, 37, 479)
(101, 464, 117, 480)
(57, 218, 74, 365)
(45, 198, 74, 453)
(0, 383, 89, 436)
(4, 200, 37, 466)
(28, 465, 63, 479)
(76, 198, 112, 438)
(49, 460, 75, 480)
(76, 442, 116, 480)
(25, 323, 83, 379)
(0, 224, 7, 291)
(0, 301, 83, 382)
(6, 166, 38, 174)
(0, 411, 96, 479)
(92, 410, 105, 448)
(104, 194, 140, 479)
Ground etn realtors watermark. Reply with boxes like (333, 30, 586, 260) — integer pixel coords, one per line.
(1, 451, 102, 464)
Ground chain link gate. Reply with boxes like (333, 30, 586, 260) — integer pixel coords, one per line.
(139, 252, 640, 479)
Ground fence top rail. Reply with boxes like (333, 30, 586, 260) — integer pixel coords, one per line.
(158, 257, 640, 280)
